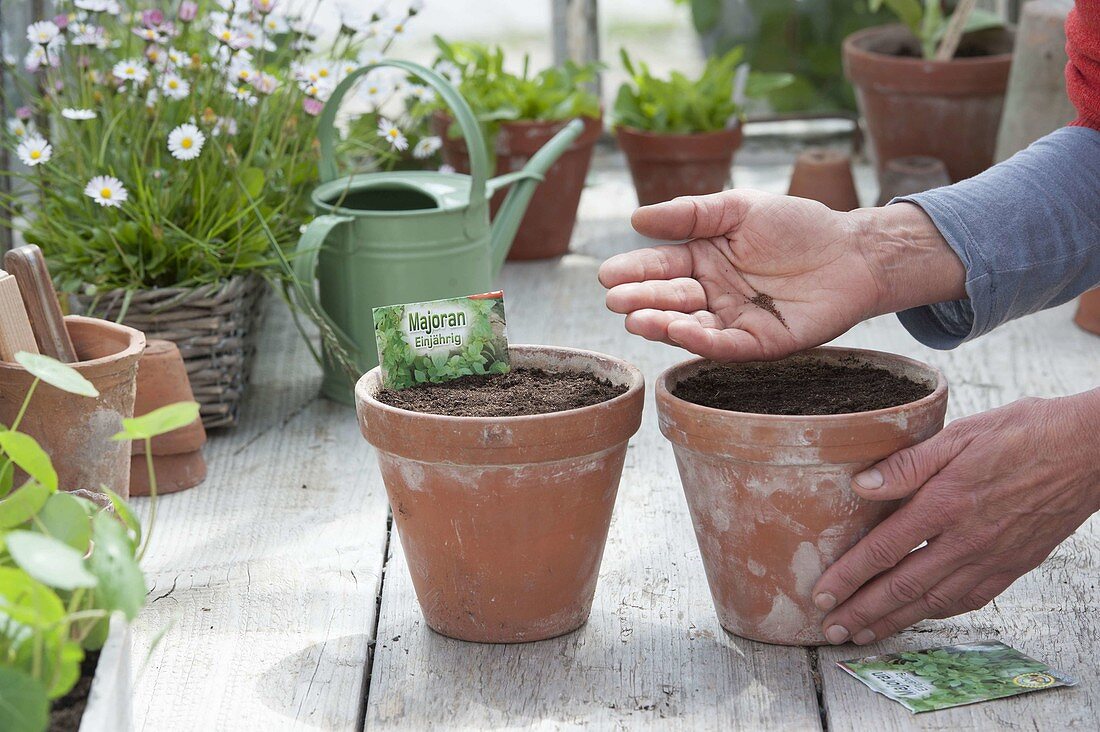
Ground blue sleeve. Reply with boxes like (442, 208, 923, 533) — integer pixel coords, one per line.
(893, 125, 1100, 349)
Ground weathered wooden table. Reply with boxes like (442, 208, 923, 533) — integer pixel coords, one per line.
(131, 155, 1099, 730)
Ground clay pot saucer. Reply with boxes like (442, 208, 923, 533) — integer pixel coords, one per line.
(787, 148, 860, 211)
(356, 344, 644, 643)
(130, 339, 206, 496)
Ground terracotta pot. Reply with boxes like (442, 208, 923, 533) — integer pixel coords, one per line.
(130, 339, 207, 496)
(786, 148, 860, 211)
(1074, 289, 1100, 336)
(437, 113, 603, 260)
(356, 345, 644, 642)
(0, 316, 145, 497)
(844, 24, 1014, 182)
(615, 125, 742, 206)
(656, 347, 948, 645)
(876, 155, 953, 205)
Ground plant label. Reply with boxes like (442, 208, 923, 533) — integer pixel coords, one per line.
(837, 640, 1077, 713)
(373, 291, 510, 390)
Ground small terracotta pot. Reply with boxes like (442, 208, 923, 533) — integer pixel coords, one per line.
(615, 125, 742, 207)
(876, 155, 953, 205)
(786, 148, 860, 211)
(1074, 289, 1100, 336)
(844, 25, 1014, 182)
(656, 347, 948, 645)
(0, 316, 145, 497)
(437, 113, 603, 260)
(130, 339, 207, 496)
(356, 345, 644, 643)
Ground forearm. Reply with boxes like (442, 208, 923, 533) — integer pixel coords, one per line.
(849, 126, 1100, 349)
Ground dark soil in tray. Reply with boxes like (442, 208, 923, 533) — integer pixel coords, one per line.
(49, 651, 98, 732)
(673, 358, 933, 415)
(378, 367, 627, 417)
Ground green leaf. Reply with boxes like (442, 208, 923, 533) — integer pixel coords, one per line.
(101, 487, 141, 548)
(0, 483, 51, 530)
(0, 461, 13, 499)
(37, 493, 91, 552)
(6, 531, 97, 590)
(0, 432, 57, 493)
(13, 353, 98, 398)
(0, 667, 49, 732)
(689, 0, 722, 34)
(113, 402, 200, 441)
(0, 567, 65, 628)
(86, 511, 145, 619)
(239, 167, 265, 199)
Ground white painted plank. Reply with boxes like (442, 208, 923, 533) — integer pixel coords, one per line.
(129, 300, 391, 731)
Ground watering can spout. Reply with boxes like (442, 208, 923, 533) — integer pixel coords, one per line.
(487, 118, 586, 276)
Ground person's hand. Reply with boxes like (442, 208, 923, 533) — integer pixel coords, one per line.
(812, 390, 1100, 645)
(598, 190, 966, 361)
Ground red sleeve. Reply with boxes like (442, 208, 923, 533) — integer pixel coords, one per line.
(1066, 0, 1100, 130)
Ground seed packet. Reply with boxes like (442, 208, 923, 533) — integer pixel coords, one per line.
(372, 291, 510, 390)
(837, 641, 1077, 713)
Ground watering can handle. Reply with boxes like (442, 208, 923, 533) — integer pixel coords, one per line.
(316, 60, 490, 211)
(290, 214, 356, 348)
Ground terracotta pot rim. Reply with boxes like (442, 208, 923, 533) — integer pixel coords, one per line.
(843, 24, 1014, 70)
(656, 346, 947, 426)
(614, 124, 742, 141)
(0, 315, 145, 373)
(357, 343, 644, 425)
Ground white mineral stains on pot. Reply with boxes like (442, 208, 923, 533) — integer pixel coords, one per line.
(479, 422, 514, 447)
(757, 593, 808, 638)
(791, 542, 826, 599)
(747, 559, 767, 577)
(389, 454, 426, 491)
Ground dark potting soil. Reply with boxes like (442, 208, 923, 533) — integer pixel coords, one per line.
(49, 651, 98, 732)
(673, 358, 933, 416)
(378, 367, 627, 417)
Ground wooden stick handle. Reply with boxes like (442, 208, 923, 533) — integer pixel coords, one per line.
(0, 270, 40, 362)
(3, 245, 78, 362)
(935, 0, 980, 62)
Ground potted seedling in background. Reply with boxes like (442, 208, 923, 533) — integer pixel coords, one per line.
(613, 47, 791, 206)
(655, 346, 947, 645)
(844, 0, 1014, 182)
(357, 293, 644, 642)
(430, 38, 603, 260)
(0, 351, 198, 732)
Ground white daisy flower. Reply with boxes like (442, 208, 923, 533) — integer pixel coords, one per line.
(112, 59, 149, 83)
(210, 24, 251, 50)
(358, 48, 383, 67)
(407, 84, 435, 104)
(250, 73, 278, 95)
(7, 118, 34, 138)
(160, 74, 190, 99)
(62, 108, 97, 120)
(75, 0, 120, 13)
(377, 117, 408, 152)
(166, 47, 187, 66)
(24, 46, 50, 72)
(167, 123, 205, 160)
(380, 16, 409, 41)
(16, 135, 52, 167)
(71, 24, 108, 49)
(434, 59, 462, 85)
(26, 21, 60, 45)
(214, 116, 238, 137)
(413, 136, 441, 160)
(84, 175, 128, 207)
(226, 82, 258, 106)
(261, 14, 288, 34)
(131, 27, 163, 43)
(252, 0, 277, 16)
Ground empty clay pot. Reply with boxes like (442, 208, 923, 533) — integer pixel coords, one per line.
(356, 345, 644, 643)
(787, 148, 860, 211)
(656, 347, 948, 646)
(437, 113, 603, 260)
(0, 316, 145, 497)
(130, 339, 207, 496)
(844, 24, 1014, 182)
(876, 156, 953, 205)
(615, 125, 742, 206)
(1074, 289, 1100, 336)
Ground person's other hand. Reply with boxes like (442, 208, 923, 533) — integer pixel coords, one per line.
(811, 391, 1100, 645)
(598, 190, 965, 361)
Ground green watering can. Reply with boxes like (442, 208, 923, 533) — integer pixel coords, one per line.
(293, 60, 584, 404)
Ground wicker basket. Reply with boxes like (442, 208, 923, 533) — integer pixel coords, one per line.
(71, 275, 267, 429)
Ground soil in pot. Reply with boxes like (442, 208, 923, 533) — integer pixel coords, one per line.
(673, 358, 933, 416)
(358, 345, 645, 643)
(377, 367, 626, 417)
(48, 651, 98, 732)
(657, 347, 948, 645)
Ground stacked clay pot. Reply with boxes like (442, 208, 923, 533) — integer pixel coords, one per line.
(787, 148, 860, 211)
(130, 339, 206, 496)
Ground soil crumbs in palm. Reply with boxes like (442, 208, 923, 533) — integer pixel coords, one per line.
(674, 357, 932, 415)
(379, 367, 626, 416)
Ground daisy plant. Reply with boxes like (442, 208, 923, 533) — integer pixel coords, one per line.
(0, 1, 433, 368)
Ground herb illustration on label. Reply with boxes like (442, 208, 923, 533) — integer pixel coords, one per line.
(373, 291, 510, 390)
(837, 641, 1077, 713)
